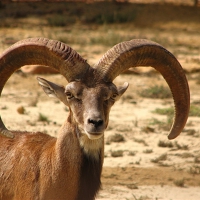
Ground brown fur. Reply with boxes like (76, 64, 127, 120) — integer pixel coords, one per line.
(0, 124, 82, 200)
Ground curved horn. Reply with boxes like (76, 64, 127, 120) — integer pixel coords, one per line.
(94, 39, 190, 140)
(0, 37, 90, 137)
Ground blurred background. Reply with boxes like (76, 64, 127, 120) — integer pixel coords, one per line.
(0, 1, 200, 199)
(0, 0, 200, 70)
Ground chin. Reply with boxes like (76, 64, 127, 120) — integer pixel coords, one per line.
(85, 131, 103, 140)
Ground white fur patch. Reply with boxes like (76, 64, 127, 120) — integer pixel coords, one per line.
(78, 133, 104, 160)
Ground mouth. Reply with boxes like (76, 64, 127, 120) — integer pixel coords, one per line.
(84, 130, 103, 140)
(77, 124, 104, 140)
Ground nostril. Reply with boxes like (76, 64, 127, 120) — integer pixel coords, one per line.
(88, 118, 103, 128)
(96, 119, 103, 127)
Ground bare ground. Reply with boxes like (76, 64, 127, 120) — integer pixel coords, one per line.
(0, 2, 200, 200)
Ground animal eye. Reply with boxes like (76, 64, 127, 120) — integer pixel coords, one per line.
(65, 92, 74, 99)
(110, 93, 118, 100)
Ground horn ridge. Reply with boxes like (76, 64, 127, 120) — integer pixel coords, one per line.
(0, 38, 89, 86)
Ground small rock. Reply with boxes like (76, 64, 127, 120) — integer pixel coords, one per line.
(106, 133, 125, 144)
(17, 106, 25, 114)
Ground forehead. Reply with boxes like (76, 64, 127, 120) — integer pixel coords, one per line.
(65, 81, 117, 93)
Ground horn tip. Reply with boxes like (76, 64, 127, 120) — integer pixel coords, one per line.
(168, 132, 179, 140)
(0, 129, 15, 139)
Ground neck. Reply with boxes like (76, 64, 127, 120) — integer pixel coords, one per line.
(56, 116, 104, 161)
(56, 118, 104, 200)
(77, 127, 104, 161)
(76, 127, 104, 200)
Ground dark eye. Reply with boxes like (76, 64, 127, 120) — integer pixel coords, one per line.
(65, 92, 74, 99)
(110, 93, 118, 100)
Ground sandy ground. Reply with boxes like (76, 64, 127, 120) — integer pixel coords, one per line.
(0, 2, 200, 200)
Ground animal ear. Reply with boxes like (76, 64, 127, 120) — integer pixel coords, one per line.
(37, 77, 66, 101)
(117, 82, 129, 99)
